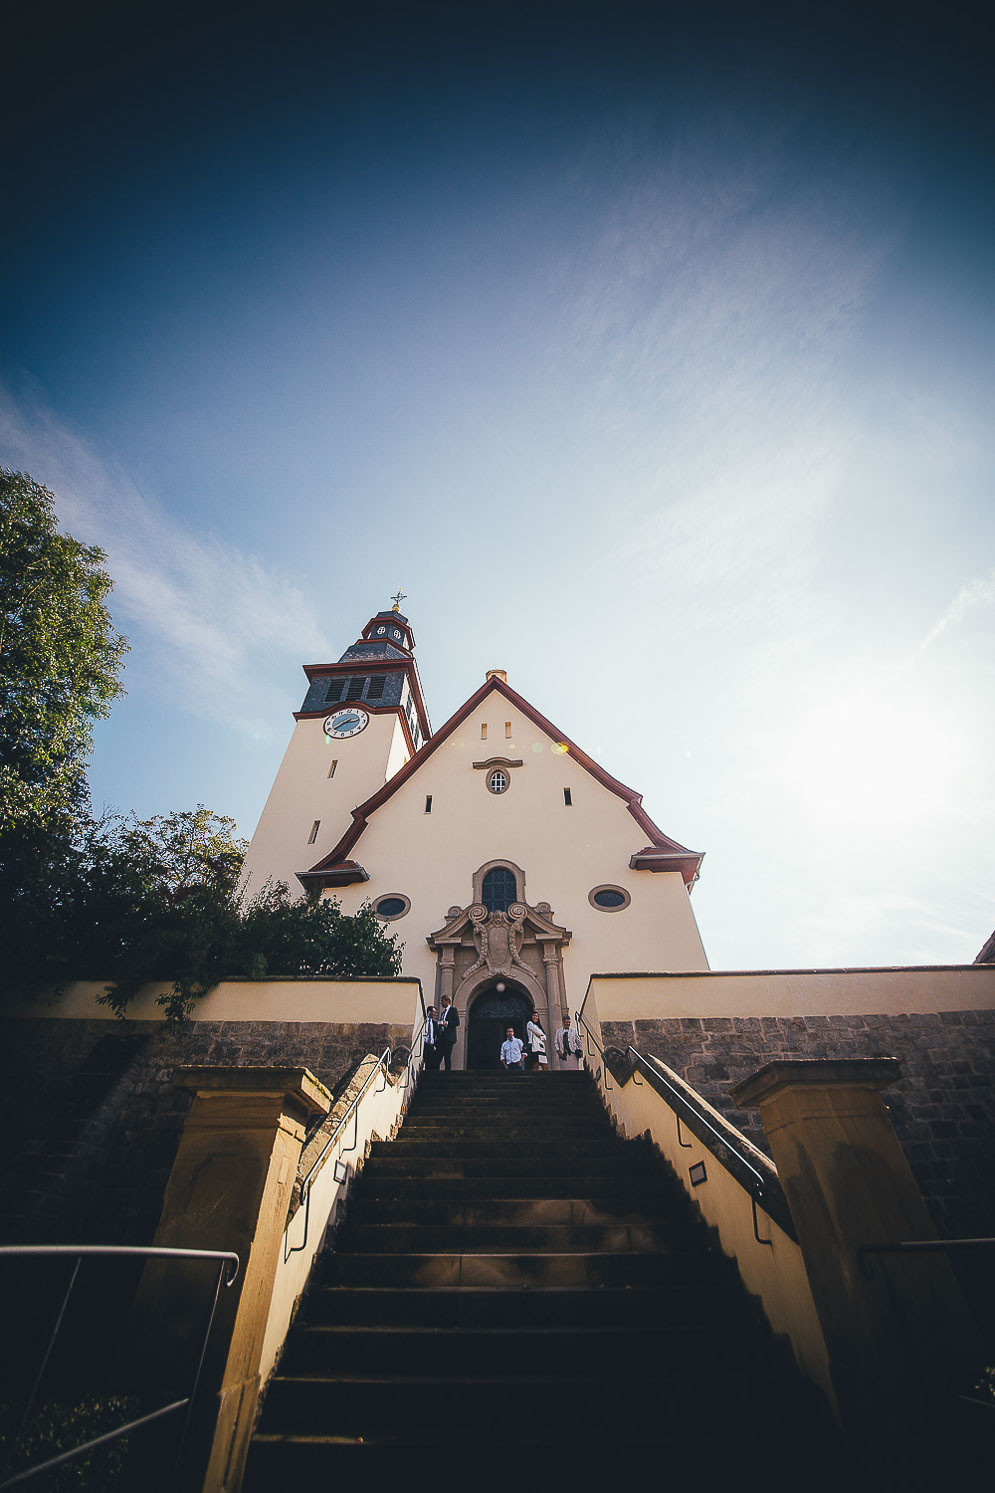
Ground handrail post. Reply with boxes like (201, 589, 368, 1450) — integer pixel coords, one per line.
(732, 1059, 984, 1458)
(125, 1067, 331, 1492)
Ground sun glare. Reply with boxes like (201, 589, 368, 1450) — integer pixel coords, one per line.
(763, 679, 967, 841)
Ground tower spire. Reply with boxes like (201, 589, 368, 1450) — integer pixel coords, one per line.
(391, 589, 407, 613)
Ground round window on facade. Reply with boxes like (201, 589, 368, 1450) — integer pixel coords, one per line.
(374, 894, 410, 920)
(487, 770, 509, 794)
(589, 885, 630, 912)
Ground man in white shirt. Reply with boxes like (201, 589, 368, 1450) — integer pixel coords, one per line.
(555, 1014, 582, 1070)
(500, 1026, 525, 1072)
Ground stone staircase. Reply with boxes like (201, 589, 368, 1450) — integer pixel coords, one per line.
(245, 1070, 843, 1481)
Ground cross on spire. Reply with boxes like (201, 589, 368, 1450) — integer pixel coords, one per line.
(391, 589, 407, 613)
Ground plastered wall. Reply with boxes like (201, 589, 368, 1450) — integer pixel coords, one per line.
(326, 697, 708, 1012)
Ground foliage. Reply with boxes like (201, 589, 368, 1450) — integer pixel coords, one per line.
(0, 1394, 137, 1490)
(0, 473, 401, 1019)
(0, 469, 128, 834)
(2, 806, 402, 1020)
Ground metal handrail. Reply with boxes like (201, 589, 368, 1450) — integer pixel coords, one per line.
(575, 1011, 781, 1247)
(0, 1245, 239, 1492)
(286, 1025, 427, 1259)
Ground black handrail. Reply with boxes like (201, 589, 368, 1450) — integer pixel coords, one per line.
(0, 1245, 239, 1492)
(574, 1011, 793, 1245)
(285, 1025, 427, 1260)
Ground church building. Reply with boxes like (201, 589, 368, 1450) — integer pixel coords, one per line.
(240, 597, 708, 1067)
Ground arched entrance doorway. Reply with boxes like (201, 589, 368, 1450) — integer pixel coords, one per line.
(466, 982, 532, 1069)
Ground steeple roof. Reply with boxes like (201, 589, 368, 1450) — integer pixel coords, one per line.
(299, 672, 704, 890)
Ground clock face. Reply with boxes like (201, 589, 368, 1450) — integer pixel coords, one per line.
(324, 708, 369, 739)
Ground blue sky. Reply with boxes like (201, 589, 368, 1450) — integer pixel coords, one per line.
(3, 1, 993, 968)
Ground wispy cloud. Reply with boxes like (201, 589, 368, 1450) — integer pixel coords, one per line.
(545, 120, 901, 639)
(0, 385, 330, 739)
(919, 569, 995, 653)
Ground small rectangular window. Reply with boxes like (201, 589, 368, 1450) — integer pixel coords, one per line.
(327, 759, 337, 779)
(425, 795, 433, 813)
(324, 679, 344, 704)
(346, 677, 365, 701)
(563, 788, 572, 806)
(367, 675, 385, 700)
(308, 819, 320, 844)
(480, 723, 487, 740)
(505, 721, 512, 738)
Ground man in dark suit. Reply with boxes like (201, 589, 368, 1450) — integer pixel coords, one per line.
(437, 995, 460, 1072)
(423, 1006, 440, 1070)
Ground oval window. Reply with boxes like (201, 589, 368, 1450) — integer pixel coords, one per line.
(488, 770, 508, 794)
(375, 895, 409, 920)
(589, 885, 630, 911)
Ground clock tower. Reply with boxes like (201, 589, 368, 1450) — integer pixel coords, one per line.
(240, 599, 431, 898)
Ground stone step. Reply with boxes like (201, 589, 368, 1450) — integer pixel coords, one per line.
(319, 1250, 728, 1290)
(257, 1366, 803, 1438)
(359, 1155, 658, 1179)
(279, 1321, 773, 1377)
(352, 1174, 672, 1201)
(416, 1073, 590, 1084)
(332, 1221, 688, 1254)
(394, 1122, 603, 1134)
(245, 1418, 846, 1486)
(370, 1138, 630, 1157)
(406, 1096, 605, 1111)
(304, 1281, 744, 1328)
(344, 1196, 677, 1227)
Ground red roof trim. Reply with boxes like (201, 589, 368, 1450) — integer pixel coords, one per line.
(301, 676, 704, 886)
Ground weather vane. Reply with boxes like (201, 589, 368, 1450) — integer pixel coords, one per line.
(391, 589, 407, 613)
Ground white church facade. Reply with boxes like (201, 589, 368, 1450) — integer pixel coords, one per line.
(240, 599, 709, 1067)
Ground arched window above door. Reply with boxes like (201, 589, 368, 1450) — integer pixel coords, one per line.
(481, 866, 517, 913)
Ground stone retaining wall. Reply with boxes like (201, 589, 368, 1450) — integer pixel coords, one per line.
(0, 1018, 410, 1246)
(601, 1010, 995, 1242)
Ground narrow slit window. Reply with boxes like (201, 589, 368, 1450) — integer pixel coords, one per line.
(505, 722, 512, 738)
(563, 788, 572, 806)
(307, 819, 320, 844)
(425, 795, 433, 813)
(327, 759, 338, 779)
(480, 723, 488, 740)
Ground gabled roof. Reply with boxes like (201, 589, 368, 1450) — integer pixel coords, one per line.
(299, 674, 704, 890)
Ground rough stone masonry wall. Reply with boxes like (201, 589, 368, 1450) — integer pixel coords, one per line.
(0, 1018, 410, 1247)
(602, 1011, 995, 1243)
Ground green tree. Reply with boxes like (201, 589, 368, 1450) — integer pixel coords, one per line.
(0, 472, 401, 1018)
(0, 469, 128, 833)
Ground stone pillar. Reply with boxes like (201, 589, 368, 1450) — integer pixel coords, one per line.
(541, 944, 563, 1068)
(129, 1067, 331, 1491)
(732, 1059, 982, 1454)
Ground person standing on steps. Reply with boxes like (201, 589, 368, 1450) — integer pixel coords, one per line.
(556, 1013, 582, 1070)
(526, 1010, 548, 1073)
(423, 1005, 440, 1070)
(437, 994, 460, 1072)
(500, 1026, 525, 1072)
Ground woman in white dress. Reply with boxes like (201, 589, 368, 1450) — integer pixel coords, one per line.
(526, 1010, 548, 1074)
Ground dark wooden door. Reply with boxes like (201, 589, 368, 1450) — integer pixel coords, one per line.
(466, 987, 532, 1069)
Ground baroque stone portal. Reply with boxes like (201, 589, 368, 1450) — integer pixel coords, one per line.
(427, 891, 572, 1055)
